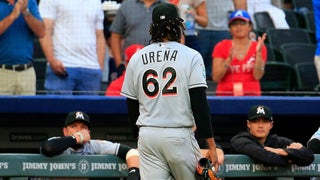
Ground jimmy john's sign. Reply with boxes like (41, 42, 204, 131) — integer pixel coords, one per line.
(0, 154, 319, 178)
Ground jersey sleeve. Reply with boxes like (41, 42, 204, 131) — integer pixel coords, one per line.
(307, 138, 320, 153)
(121, 56, 138, 100)
(90, 140, 121, 155)
(189, 53, 207, 89)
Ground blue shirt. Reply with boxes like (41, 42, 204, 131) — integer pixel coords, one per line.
(314, 0, 320, 56)
(0, 0, 42, 65)
(110, 0, 163, 49)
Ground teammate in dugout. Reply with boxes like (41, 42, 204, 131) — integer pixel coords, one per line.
(231, 105, 314, 167)
(40, 111, 140, 180)
(121, 3, 219, 180)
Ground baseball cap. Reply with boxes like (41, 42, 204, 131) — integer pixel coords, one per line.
(228, 10, 252, 24)
(248, 105, 273, 121)
(64, 111, 90, 128)
(152, 3, 179, 24)
(125, 44, 144, 62)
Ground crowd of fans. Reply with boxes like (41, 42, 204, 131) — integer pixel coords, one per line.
(1, 0, 317, 96)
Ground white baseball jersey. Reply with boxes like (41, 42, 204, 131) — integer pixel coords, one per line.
(121, 41, 207, 128)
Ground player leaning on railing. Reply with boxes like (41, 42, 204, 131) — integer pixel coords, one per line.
(40, 111, 140, 180)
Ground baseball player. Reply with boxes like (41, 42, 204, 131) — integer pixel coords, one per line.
(231, 105, 314, 167)
(121, 3, 218, 180)
(40, 111, 140, 180)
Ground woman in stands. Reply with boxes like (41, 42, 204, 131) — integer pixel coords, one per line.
(211, 10, 267, 96)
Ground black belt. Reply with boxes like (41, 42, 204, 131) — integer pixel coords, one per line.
(0, 62, 33, 71)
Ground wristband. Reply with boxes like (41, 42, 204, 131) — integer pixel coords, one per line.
(74, 132, 84, 143)
(128, 167, 140, 180)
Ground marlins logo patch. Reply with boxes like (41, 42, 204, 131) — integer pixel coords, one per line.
(201, 64, 206, 79)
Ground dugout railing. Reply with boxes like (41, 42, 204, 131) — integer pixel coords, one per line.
(0, 154, 319, 179)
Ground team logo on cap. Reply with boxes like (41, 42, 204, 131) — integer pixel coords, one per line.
(234, 10, 244, 18)
(75, 112, 85, 119)
(256, 106, 266, 115)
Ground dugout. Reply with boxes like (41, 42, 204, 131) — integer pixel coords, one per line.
(0, 95, 319, 153)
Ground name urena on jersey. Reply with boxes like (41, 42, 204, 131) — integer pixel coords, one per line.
(141, 50, 178, 65)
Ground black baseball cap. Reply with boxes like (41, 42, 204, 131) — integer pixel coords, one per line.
(248, 105, 273, 121)
(152, 3, 180, 24)
(64, 111, 90, 128)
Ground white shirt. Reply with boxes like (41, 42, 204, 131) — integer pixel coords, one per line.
(39, 0, 104, 69)
(196, 0, 234, 31)
(247, 0, 289, 29)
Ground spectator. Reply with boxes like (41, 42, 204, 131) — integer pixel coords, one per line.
(105, 44, 144, 96)
(109, 0, 161, 69)
(212, 10, 267, 96)
(0, 0, 45, 95)
(233, 0, 247, 10)
(314, 0, 320, 82)
(196, 0, 245, 80)
(38, 0, 106, 95)
(231, 105, 314, 168)
(101, 0, 122, 84)
(40, 111, 140, 180)
(246, 0, 290, 29)
(283, 0, 293, 10)
(121, 3, 219, 179)
(174, 0, 208, 52)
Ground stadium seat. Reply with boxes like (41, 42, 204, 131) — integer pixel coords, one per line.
(294, 62, 319, 92)
(265, 44, 276, 62)
(283, 9, 300, 29)
(292, 0, 313, 11)
(303, 11, 315, 33)
(267, 28, 312, 50)
(253, 12, 275, 36)
(266, 28, 312, 61)
(260, 62, 297, 95)
(280, 42, 316, 67)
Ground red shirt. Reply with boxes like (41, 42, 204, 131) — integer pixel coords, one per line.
(212, 40, 267, 96)
(105, 73, 125, 96)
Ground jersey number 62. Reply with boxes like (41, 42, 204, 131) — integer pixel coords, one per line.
(142, 67, 177, 98)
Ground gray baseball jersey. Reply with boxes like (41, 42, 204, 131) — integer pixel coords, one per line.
(121, 41, 207, 128)
(48, 137, 121, 155)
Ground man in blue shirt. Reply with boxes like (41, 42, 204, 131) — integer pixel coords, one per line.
(314, 0, 320, 83)
(0, 0, 45, 95)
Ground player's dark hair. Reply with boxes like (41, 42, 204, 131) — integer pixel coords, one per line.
(149, 17, 185, 43)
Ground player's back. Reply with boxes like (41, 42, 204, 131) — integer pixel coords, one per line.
(121, 41, 207, 128)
